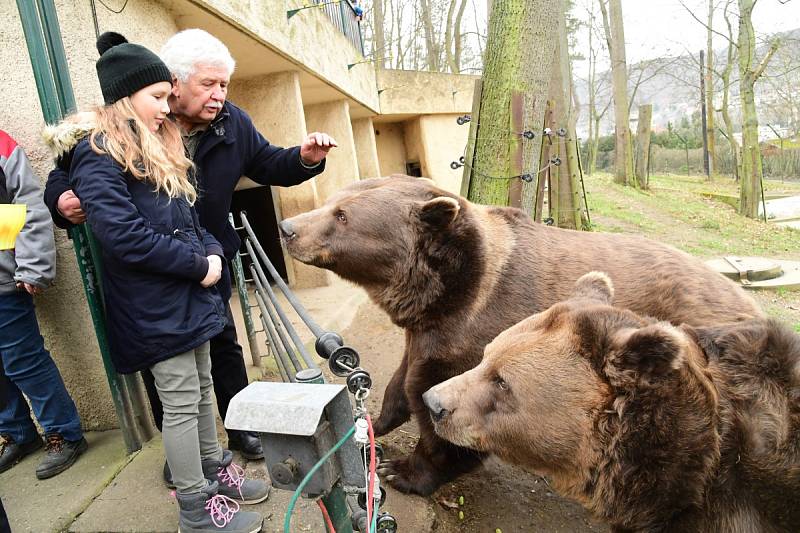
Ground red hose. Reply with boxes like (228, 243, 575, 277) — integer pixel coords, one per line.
(317, 498, 336, 533)
(365, 414, 377, 533)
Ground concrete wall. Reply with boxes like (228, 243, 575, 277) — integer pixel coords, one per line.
(351, 118, 380, 179)
(418, 114, 470, 194)
(403, 119, 426, 174)
(198, 0, 378, 113)
(0, 0, 181, 430)
(377, 70, 478, 116)
(374, 122, 407, 176)
(228, 71, 328, 289)
(304, 101, 359, 203)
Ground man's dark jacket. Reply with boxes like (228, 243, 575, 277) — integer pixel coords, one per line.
(44, 101, 325, 300)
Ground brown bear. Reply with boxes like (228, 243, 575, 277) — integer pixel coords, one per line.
(423, 272, 800, 532)
(279, 175, 763, 496)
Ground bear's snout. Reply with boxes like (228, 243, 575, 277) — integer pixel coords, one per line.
(279, 219, 296, 240)
(423, 389, 450, 422)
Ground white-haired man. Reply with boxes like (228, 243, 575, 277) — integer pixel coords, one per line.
(44, 29, 337, 467)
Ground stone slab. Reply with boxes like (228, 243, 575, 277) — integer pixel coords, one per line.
(0, 430, 128, 533)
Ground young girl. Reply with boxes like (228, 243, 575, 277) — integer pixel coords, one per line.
(54, 33, 266, 533)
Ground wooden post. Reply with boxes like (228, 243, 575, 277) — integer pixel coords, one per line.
(460, 79, 483, 197)
(535, 101, 555, 222)
(700, 50, 711, 179)
(508, 91, 525, 208)
(635, 104, 653, 189)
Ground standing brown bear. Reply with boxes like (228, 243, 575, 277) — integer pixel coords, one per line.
(280, 175, 763, 496)
(424, 272, 800, 532)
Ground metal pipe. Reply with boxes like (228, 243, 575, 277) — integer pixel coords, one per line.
(240, 213, 325, 337)
(251, 288, 293, 383)
(249, 264, 303, 376)
(245, 238, 318, 369)
(228, 214, 262, 368)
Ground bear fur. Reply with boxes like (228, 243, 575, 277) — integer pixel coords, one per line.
(280, 175, 763, 495)
(424, 272, 800, 532)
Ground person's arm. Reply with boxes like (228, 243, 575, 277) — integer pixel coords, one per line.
(44, 165, 84, 229)
(239, 110, 333, 187)
(0, 131, 56, 291)
(70, 141, 210, 281)
(191, 206, 224, 259)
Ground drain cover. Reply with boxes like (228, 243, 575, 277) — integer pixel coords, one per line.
(706, 256, 800, 290)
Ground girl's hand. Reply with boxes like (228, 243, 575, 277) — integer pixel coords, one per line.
(201, 255, 222, 287)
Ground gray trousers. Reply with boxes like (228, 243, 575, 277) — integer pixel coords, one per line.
(150, 341, 223, 493)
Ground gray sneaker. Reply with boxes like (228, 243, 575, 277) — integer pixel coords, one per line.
(177, 481, 263, 533)
(203, 450, 270, 505)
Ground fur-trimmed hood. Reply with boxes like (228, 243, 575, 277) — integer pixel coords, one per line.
(41, 111, 97, 158)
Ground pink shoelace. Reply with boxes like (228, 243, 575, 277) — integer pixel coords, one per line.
(205, 494, 240, 528)
(218, 462, 246, 500)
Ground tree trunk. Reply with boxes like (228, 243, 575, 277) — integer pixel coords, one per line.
(444, 0, 458, 73)
(586, 9, 596, 176)
(373, 0, 386, 68)
(737, 0, 778, 218)
(705, 0, 717, 175)
(548, 0, 583, 229)
(599, 0, 634, 185)
(419, 0, 440, 71)
(467, 0, 559, 211)
(453, 0, 468, 72)
(635, 104, 652, 189)
(720, 2, 739, 181)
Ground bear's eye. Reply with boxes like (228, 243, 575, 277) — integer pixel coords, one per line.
(335, 210, 347, 223)
(494, 376, 509, 391)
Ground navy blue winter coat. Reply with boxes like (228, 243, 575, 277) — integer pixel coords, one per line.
(69, 139, 227, 374)
(45, 102, 326, 301)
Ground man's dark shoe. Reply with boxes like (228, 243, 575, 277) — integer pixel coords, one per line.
(227, 431, 263, 460)
(0, 434, 42, 474)
(35, 434, 88, 480)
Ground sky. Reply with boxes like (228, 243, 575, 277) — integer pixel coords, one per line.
(571, 0, 800, 71)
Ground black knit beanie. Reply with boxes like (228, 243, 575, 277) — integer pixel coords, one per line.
(95, 32, 173, 105)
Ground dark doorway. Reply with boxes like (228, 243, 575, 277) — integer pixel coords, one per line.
(230, 186, 287, 282)
(406, 161, 422, 177)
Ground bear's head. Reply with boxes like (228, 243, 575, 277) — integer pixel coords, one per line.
(281, 176, 482, 327)
(423, 272, 720, 525)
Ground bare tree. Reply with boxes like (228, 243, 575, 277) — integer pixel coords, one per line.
(705, 0, 717, 175)
(719, 0, 740, 180)
(582, 1, 612, 175)
(737, 0, 779, 218)
(419, 0, 441, 71)
(373, 0, 387, 68)
(598, 0, 635, 185)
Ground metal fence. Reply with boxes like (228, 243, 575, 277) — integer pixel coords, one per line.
(312, 0, 365, 55)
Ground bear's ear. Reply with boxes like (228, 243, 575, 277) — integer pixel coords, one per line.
(609, 324, 685, 385)
(572, 272, 614, 304)
(415, 197, 461, 227)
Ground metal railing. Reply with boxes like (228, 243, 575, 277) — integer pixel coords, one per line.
(231, 211, 397, 532)
(313, 0, 365, 55)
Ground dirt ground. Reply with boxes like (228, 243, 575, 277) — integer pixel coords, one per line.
(339, 299, 609, 533)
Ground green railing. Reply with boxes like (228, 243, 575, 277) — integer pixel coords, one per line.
(313, 0, 365, 55)
(17, 0, 154, 454)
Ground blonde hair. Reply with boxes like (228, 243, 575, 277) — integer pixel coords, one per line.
(90, 97, 196, 203)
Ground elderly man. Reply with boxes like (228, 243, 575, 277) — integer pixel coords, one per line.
(44, 29, 336, 466)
